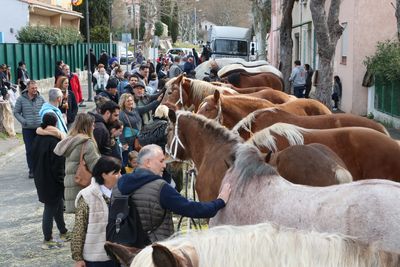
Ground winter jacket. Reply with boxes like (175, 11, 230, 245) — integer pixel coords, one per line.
(68, 73, 83, 103)
(98, 90, 119, 104)
(59, 90, 78, 124)
(39, 102, 68, 134)
(133, 94, 161, 125)
(31, 126, 66, 204)
(54, 135, 100, 213)
(89, 112, 112, 156)
(118, 168, 226, 240)
(289, 66, 306, 87)
(13, 91, 46, 129)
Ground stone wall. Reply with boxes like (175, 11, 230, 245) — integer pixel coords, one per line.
(36, 69, 88, 95)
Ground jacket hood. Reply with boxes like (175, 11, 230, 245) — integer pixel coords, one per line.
(90, 112, 106, 124)
(53, 134, 90, 157)
(118, 168, 160, 195)
(39, 103, 58, 118)
(36, 126, 66, 140)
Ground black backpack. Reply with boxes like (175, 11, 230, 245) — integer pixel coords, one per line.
(106, 193, 151, 249)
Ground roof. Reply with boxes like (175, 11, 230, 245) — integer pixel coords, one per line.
(19, 0, 83, 19)
(210, 26, 251, 40)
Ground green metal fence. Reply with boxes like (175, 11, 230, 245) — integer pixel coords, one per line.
(375, 76, 400, 117)
(0, 43, 116, 84)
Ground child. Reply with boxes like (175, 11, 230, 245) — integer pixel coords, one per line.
(125, 150, 139, 174)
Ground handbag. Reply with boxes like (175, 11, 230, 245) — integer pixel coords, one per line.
(124, 112, 142, 152)
(74, 141, 92, 187)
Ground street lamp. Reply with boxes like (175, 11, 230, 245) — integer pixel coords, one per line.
(85, 0, 93, 101)
(194, 0, 199, 44)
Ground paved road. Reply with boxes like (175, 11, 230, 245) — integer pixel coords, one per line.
(0, 146, 75, 267)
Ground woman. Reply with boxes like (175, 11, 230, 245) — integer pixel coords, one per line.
(54, 113, 100, 213)
(118, 93, 160, 166)
(56, 76, 78, 128)
(72, 156, 121, 267)
(31, 113, 69, 249)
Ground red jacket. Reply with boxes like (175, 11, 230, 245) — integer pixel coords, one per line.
(69, 74, 82, 103)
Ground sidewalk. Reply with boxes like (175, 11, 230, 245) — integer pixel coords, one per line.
(0, 83, 96, 167)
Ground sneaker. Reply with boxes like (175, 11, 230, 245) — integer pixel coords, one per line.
(332, 108, 338, 111)
(60, 231, 72, 242)
(41, 240, 63, 250)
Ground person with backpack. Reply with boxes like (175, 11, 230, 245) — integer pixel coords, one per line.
(71, 156, 121, 267)
(115, 144, 231, 244)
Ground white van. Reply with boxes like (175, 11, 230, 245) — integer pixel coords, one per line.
(167, 48, 192, 57)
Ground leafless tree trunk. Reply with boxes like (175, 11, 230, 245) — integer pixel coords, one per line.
(310, 0, 343, 108)
(279, 0, 295, 93)
(396, 0, 400, 40)
(141, 0, 158, 56)
(251, 0, 271, 60)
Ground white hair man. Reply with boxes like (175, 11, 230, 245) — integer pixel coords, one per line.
(39, 88, 68, 133)
(116, 144, 231, 242)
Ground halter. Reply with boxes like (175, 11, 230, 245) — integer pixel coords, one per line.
(175, 80, 185, 107)
(166, 113, 186, 160)
(215, 98, 223, 124)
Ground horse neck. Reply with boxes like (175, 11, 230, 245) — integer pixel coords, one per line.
(254, 110, 293, 131)
(221, 97, 273, 129)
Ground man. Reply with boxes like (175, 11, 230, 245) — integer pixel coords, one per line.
(62, 64, 85, 107)
(17, 61, 30, 91)
(289, 60, 307, 98)
(117, 144, 231, 242)
(39, 88, 68, 134)
(89, 101, 120, 156)
(13, 80, 46, 178)
(304, 64, 314, 99)
(123, 74, 139, 95)
(183, 57, 195, 77)
(84, 48, 97, 74)
(98, 78, 119, 104)
(98, 50, 109, 69)
(135, 64, 150, 86)
(168, 56, 183, 78)
(132, 82, 163, 125)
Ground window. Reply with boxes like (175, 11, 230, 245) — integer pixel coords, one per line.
(213, 40, 248, 56)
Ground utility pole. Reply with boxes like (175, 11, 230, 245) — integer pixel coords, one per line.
(86, 0, 93, 101)
(109, 0, 113, 55)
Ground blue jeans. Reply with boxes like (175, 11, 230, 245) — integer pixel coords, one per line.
(42, 198, 67, 241)
(293, 85, 305, 98)
(22, 128, 37, 173)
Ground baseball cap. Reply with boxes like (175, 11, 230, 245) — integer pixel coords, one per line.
(132, 81, 146, 89)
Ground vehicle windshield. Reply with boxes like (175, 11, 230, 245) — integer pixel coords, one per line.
(213, 39, 248, 56)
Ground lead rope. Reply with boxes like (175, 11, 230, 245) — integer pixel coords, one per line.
(165, 113, 185, 160)
(175, 81, 184, 108)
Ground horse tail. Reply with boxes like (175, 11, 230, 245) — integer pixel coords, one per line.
(334, 167, 353, 184)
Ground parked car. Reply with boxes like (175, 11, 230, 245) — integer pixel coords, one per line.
(167, 48, 193, 57)
(119, 48, 134, 64)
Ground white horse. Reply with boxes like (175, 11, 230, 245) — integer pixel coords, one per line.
(104, 222, 400, 267)
(211, 143, 400, 254)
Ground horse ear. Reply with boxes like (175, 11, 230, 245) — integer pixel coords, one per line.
(175, 74, 184, 83)
(213, 89, 220, 102)
(168, 109, 177, 124)
(152, 243, 180, 267)
(104, 241, 141, 267)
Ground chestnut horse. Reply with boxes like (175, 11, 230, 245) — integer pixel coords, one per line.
(222, 72, 284, 90)
(197, 91, 331, 129)
(233, 108, 390, 140)
(211, 144, 400, 253)
(104, 222, 400, 267)
(267, 143, 352, 186)
(248, 123, 400, 181)
(166, 111, 350, 201)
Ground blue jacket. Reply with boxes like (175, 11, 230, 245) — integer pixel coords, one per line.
(39, 103, 68, 134)
(118, 168, 225, 218)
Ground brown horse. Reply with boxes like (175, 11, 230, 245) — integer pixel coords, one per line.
(248, 123, 400, 181)
(267, 143, 352, 186)
(233, 108, 390, 140)
(166, 111, 350, 202)
(222, 72, 284, 90)
(197, 91, 331, 129)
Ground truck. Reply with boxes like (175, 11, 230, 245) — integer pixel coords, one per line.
(207, 26, 252, 61)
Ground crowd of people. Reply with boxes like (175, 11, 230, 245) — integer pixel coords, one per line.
(8, 48, 231, 266)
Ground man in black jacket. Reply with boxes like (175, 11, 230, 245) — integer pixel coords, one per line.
(89, 101, 120, 156)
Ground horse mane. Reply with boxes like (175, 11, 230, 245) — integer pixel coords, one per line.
(177, 110, 242, 145)
(188, 79, 237, 104)
(232, 107, 279, 134)
(248, 122, 308, 152)
(131, 222, 400, 267)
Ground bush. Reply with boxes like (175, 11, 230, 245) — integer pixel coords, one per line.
(17, 26, 83, 45)
(154, 21, 164, 37)
(364, 40, 400, 81)
(91, 25, 110, 43)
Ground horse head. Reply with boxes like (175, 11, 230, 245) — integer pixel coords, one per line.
(151, 243, 198, 267)
(162, 74, 189, 111)
(166, 109, 189, 161)
(197, 90, 222, 123)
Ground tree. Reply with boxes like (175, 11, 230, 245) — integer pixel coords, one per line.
(279, 0, 296, 93)
(310, 0, 343, 108)
(251, 0, 271, 60)
(396, 0, 400, 40)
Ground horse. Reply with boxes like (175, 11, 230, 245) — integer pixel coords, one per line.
(232, 108, 390, 140)
(217, 63, 283, 79)
(162, 75, 238, 111)
(166, 111, 351, 202)
(248, 123, 400, 181)
(194, 58, 246, 80)
(266, 143, 352, 186)
(221, 72, 284, 90)
(211, 143, 400, 254)
(104, 222, 400, 267)
(197, 91, 331, 129)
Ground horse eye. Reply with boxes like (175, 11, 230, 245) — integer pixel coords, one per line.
(167, 91, 172, 95)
